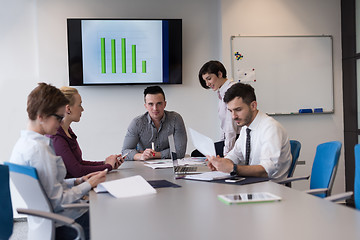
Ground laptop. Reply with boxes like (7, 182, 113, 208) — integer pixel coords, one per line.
(168, 133, 212, 175)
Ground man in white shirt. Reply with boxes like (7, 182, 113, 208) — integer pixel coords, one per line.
(207, 83, 291, 179)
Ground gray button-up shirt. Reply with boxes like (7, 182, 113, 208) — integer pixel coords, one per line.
(122, 110, 187, 160)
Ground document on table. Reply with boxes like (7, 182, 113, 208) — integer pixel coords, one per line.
(144, 159, 173, 169)
(184, 171, 231, 181)
(94, 175, 156, 198)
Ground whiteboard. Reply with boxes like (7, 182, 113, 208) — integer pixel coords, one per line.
(230, 36, 334, 115)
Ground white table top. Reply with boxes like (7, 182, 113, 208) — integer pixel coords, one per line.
(90, 161, 360, 240)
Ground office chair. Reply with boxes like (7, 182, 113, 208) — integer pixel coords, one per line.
(0, 164, 13, 240)
(4, 162, 86, 240)
(285, 140, 301, 187)
(279, 141, 341, 198)
(325, 143, 360, 203)
(355, 144, 360, 209)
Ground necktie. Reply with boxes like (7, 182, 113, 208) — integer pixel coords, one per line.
(217, 91, 222, 100)
(245, 128, 251, 165)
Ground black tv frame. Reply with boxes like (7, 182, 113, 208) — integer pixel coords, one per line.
(67, 18, 182, 86)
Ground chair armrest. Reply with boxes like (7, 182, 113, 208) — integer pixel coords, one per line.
(61, 203, 89, 209)
(325, 192, 353, 202)
(17, 208, 85, 240)
(275, 175, 310, 185)
(304, 188, 328, 195)
(17, 208, 74, 225)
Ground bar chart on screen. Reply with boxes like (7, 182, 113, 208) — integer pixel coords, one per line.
(99, 37, 148, 74)
(81, 20, 163, 84)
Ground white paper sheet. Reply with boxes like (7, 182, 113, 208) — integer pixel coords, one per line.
(94, 175, 156, 198)
(188, 128, 216, 157)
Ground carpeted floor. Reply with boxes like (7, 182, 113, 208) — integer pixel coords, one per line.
(10, 218, 27, 240)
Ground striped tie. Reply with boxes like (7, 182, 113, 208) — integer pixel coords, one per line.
(245, 128, 251, 165)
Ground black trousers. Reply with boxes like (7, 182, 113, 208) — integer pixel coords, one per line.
(55, 211, 90, 240)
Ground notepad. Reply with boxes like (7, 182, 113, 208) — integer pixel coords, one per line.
(94, 175, 156, 198)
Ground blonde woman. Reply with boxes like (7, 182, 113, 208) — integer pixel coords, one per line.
(50, 86, 123, 178)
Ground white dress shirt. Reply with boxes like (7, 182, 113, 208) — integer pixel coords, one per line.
(218, 79, 241, 155)
(225, 111, 291, 179)
(9, 130, 91, 223)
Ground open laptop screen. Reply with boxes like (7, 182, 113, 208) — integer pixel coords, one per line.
(168, 134, 179, 166)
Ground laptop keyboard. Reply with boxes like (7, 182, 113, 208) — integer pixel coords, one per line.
(175, 166, 197, 173)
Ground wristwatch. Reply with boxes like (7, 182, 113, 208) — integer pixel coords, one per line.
(230, 163, 238, 176)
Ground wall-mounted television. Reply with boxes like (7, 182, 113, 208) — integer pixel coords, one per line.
(67, 19, 182, 86)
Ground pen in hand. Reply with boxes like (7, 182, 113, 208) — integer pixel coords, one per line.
(151, 142, 155, 157)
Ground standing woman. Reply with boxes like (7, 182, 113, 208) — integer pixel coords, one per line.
(197, 60, 240, 157)
(9, 83, 106, 239)
(50, 86, 123, 178)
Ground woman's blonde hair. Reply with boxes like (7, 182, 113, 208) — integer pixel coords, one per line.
(60, 86, 79, 106)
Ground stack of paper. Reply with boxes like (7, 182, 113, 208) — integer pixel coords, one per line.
(144, 159, 173, 169)
(94, 175, 156, 198)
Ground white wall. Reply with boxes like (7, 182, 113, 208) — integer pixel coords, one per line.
(0, 0, 39, 217)
(221, 0, 344, 193)
(35, 0, 222, 160)
(0, 0, 344, 206)
(0, 0, 38, 162)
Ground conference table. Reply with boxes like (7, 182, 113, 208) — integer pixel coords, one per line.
(90, 161, 360, 240)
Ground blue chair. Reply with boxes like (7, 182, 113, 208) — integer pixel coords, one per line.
(280, 141, 342, 198)
(354, 144, 360, 209)
(285, 140, 301, 187)
(325, 144, 360, 203)
(0, 164, 13, 240)
(4, 162, 86, 240)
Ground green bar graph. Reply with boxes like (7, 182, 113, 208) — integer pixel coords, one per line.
(121, 38, 126, 73)
(142, 61, 146, 73)
(111, 39, 116, 73)
(101, 38, 106, 73)
(100, 37, 148, 75)
(132, 45, 136, 73)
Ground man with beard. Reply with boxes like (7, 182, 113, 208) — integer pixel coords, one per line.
(206, 83, 291, 179)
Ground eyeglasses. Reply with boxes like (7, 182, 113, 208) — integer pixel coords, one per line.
(50, 114, 64, 123)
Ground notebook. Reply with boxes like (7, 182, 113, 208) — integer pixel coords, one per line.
(168, 134, 210, 175)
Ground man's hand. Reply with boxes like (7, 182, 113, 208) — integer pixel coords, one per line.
(206, 155, 234, 173)
(139, 148, 157, 160)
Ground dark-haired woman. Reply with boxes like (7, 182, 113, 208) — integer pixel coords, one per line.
(197, 60, 240, 157)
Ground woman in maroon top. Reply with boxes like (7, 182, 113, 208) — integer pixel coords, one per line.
(51, 87, 124, 178)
